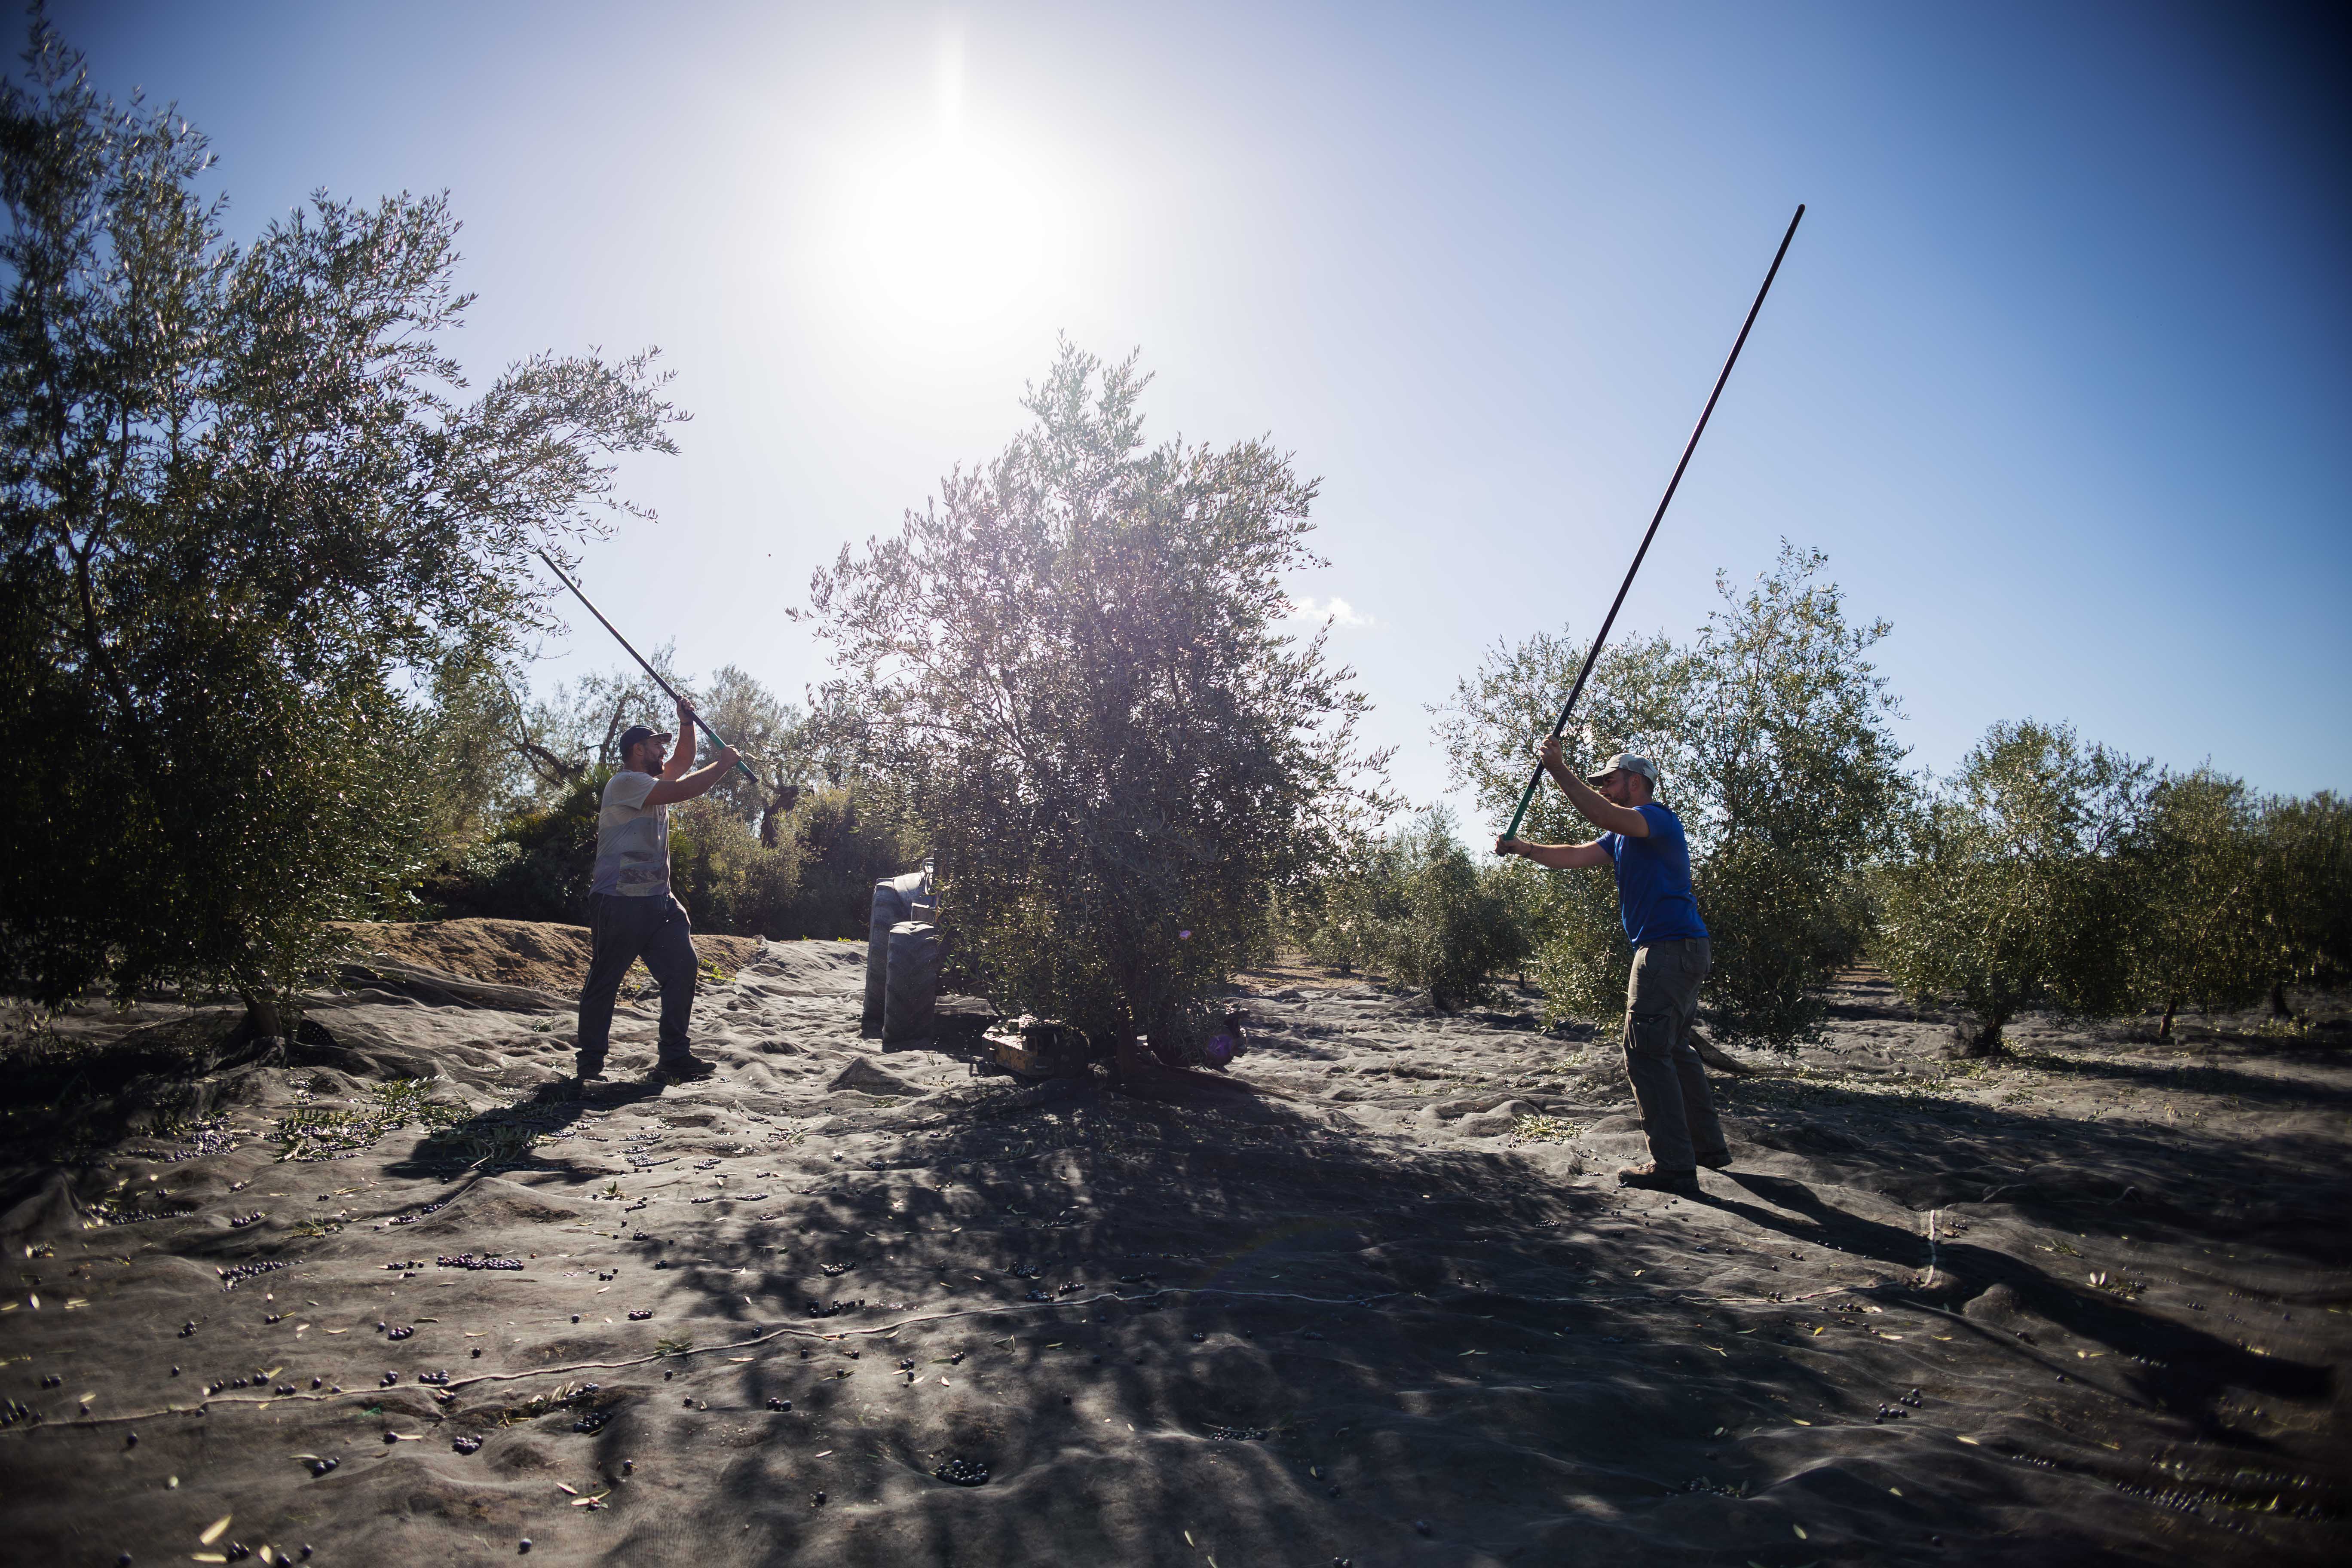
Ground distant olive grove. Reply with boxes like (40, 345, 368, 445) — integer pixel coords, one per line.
(1297, 545, 2351, 1051)
(1874, 724, 2348, 1051)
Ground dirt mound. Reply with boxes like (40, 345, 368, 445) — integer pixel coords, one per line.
(392, 1175, 600, 1237)
(0, 1170, 91, 1243)
(738, 940, 866, 992)
(826, 1057, 923, 1097)
(331, 918, 768, 992)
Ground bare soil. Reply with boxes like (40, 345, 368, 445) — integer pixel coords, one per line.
(1, 931, 2345, 1566)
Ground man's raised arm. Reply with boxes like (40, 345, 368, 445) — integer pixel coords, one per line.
(662, 696, 696, 781)
(644, 745, 741, 808)
(1540, 736, 1649, 837)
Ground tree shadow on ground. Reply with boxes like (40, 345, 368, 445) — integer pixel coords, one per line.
(2007, 1044, 2352, 1114)
(1716, 1069, 2352, 1268)
(1702, 1171, 2330, 1439)
(493, 1067, 2315, 1568)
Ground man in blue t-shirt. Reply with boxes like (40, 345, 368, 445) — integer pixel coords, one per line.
(1497, 740, 1728, 1196)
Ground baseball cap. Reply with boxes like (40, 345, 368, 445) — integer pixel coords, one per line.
(1585, 752, 1658, 787)
(617, 724, 673, 760)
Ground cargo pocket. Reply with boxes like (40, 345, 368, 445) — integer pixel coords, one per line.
(1626, 1005, 1677, 1063)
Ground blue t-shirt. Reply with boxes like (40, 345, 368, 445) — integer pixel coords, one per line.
(1598, 802, 1709, 946)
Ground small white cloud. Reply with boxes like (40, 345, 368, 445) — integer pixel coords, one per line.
(1285, 595, 1377, 629)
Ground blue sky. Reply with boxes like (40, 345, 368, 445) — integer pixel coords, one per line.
(61, 1, 2351, 813)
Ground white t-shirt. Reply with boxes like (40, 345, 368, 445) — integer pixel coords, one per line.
(591, 770, 670, 897)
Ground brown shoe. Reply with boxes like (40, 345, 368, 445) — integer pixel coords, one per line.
(1696, 1148, 1732, 1170)
(654, 1053, 717, 1082)
(1617, 1162, 1701, 1196)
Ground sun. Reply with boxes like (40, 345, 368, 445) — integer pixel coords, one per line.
(856, 138, 1049, 330)
(808, 29, 1073, 346)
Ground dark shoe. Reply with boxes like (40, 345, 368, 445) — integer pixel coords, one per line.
(654, 1054, 717, 1081)
(576, 1055, 606, 1081)
(1617, 1162, 1701, 1196)
(1696, 1148, 1732, 1170)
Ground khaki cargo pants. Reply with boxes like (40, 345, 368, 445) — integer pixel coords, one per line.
(1623, 936, 1727, 1173)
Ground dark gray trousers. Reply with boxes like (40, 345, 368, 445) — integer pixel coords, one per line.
(576, 892, 698, 1066)
(1622, 937, 1727, 1173)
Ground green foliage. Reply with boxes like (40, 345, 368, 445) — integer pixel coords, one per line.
(1523, 849, 1637, 1023)
(697, 664, 813, 829)
(419, 652, 533, 849)
(1300, 809, 1532, 1010)
(2250, 791, 2352, 1005)
(1868, 741, 2345, 1047)
(2121, 769, 2267, 1034)
(0, 21, 681, 1021)
(775, 786, 918, 939)
(1289, 841, 1381, 978)
(670, 792, 801, 937)
(1875, 720, 2151, 1051)
(424, 774, 607, 925)
(1691, 834, 1870, 1038)
(1679, 545, 1908, 1042)
(807, 343, 1391, 1047)
(1437, 543, 1907, 1046)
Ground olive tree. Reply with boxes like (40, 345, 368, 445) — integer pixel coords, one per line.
(2249, 790, 2352, 1015)
(0, 21, 684, 1028)
(1676, 544, 1909, 1041)
(1876, 720, 2150, 1053)
(806, 343, 1391, 1060)
(2122, 769, 2267, 1037)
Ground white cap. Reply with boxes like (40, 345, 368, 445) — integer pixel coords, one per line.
(1585, 752, 1658, 787)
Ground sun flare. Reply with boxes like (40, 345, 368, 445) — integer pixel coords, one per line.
(857, 140, 1049, 328)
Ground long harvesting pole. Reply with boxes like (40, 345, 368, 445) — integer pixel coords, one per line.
(1498, 203, 1805, 847)
(536, 548, 759, 785)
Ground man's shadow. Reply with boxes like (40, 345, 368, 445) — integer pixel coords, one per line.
(381, 1075, 668, 1182)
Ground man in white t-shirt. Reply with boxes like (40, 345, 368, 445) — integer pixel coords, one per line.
(575, 695, 740, 1083)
